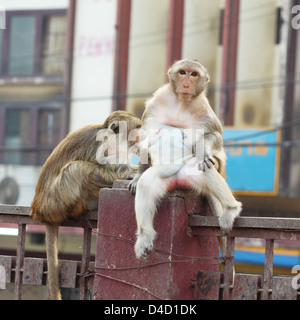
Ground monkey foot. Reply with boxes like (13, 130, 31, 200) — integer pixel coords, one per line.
(218, 202, 242, 234)
(134, 233, 155, 261)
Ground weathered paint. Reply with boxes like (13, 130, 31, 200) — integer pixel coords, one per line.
(93, 183, 219, 300)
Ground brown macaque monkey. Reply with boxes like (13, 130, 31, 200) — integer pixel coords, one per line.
(30, 110, 141, 299)
(129, 59, 242, 261)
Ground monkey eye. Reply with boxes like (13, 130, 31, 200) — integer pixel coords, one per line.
(179, 70, 186, 75)
(109, 121, 119, 134)
(191, 71, 199, 77)
(113, 126, 119, 134)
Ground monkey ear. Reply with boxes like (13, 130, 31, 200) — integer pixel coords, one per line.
(167, 67, 172, 79)
(109, 120, 119, 134)
(206, 73, 211, 84)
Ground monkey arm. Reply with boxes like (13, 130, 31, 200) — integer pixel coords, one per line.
(129, 161, 150, 195)
(205, 131, 226, 173)
(128, 119, 151, 194)
(196, 131, 223, 172)
(112, 163, 138, 180)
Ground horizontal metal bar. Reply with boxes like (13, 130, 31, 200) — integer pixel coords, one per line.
(0, 205, 97, 219)
(191, 226, 300, 241)
(0, 214, 98, 229)
(189, 216, 300, 231)
(0, 205, 31, 216)
(0, 205, 98, 228)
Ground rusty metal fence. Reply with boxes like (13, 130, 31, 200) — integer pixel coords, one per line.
(0, 205, 97, 300)
(190, 215, 300, 300)
(0, 203, 300, 300)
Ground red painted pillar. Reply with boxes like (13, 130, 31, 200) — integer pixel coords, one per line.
(93, 181, 219, 300)
(166, 0, 184, 78)
(220, 0, 240, 125)
(63, 0, 76, 137)
(112, 0, 131, 111)
(280, 0, 299, 195)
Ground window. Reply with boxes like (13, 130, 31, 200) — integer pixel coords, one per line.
(0, 10, 66, 77)
(37, 109, 61, 164)
(0, 107, 62, 166)
(8, 15, 36, 75)
(4, 109, 31, 165)
(41, 15, 66, 75)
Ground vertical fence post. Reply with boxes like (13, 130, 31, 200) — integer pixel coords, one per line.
(79, 225, 92, 300)
(223, 236, 235, 300)
(263, 239, 274, 300)
(14, 223, 26, 300)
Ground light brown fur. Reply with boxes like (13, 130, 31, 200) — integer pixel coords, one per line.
(30, 110, 141, 299)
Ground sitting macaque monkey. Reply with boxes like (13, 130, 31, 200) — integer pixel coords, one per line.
(129, 59, 242, 260)
(30, 110, 141, 299)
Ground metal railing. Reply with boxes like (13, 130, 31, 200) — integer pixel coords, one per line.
(0, 205, 97, 300)
(189, 215, 300, 300)
(1, 203, 300, 300)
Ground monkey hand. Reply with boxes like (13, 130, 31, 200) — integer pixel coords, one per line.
(129, 181, 137, 194)
(197, 155, 215, 171)
(128, 174, 141, 195)
(125, 171, 137, 180)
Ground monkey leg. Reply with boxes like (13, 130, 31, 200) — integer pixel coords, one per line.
(177, 162, 230, 244)
(134, 167, 167, 260)
(46, 224, 61, 300)
(206, 194, 228, 260)
(178, 160, 241, 234)
(203, 166, 242, 234)
(206, 194, 236, 283)
(49, 161, 107, 221)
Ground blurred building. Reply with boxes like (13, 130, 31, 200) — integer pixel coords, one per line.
(0, 0, 300, 217)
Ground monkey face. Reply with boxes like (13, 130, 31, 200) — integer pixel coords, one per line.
(103, 110, 141, 142)
(96, 111, 142, 165)
(176, 68, 201, 97)
(168, 59, 210, 99)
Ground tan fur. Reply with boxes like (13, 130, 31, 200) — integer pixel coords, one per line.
(45, 224, 60, 299)
(130, 60, 242, 261)
(30, 110, 141, 299)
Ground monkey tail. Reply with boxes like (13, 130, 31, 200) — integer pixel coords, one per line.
(46, 224, 61, 300)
